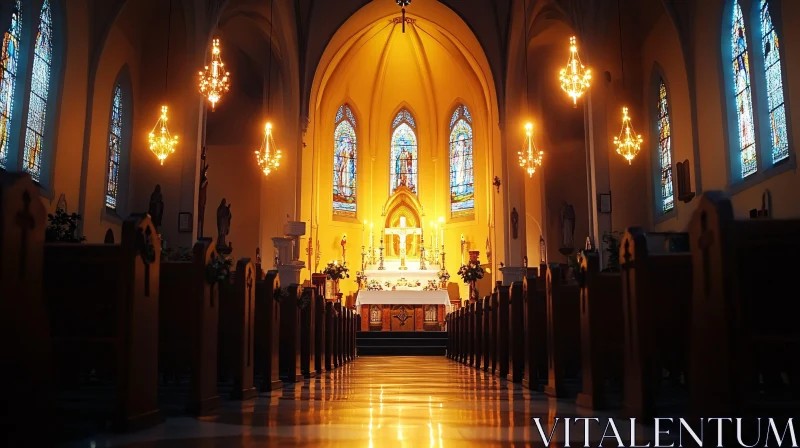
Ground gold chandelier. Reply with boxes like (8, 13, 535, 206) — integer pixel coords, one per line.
(559, 36, 591, 106)
(614, 107, 642, 164)
(148, 106, 178, 165)
(255, 123, 281, 176)
(518, 123, 543, 177)
(198, 38, 230, 111)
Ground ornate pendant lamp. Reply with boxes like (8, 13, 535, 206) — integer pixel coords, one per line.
(612, 0, 643, 164)
(559, 36, 592, 106)
(519, 0, 544, 178)
(518, 123, 544, 177)
(148, 0, 178, 165)
(198, 38, 230, 111)
(255, 0, 281, 176)
(396, 0, 411, 33)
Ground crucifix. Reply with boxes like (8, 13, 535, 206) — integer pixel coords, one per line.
(384, 216, 421, 271)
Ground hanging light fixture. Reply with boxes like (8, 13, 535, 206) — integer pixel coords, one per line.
(396, 0, 411, 33)
(614, 107, 642, 164)
(518, 123, 544, 177)
(255, 0, 281, 176)
(148, 0, 178, 165)
(559, 36, 592, 106)
(612, 0, 643, 164)
(255, 122, 281, 175)
(149, 106, 178, 165)
(198, 38, 230, 111)
(519, 0, 544, 178)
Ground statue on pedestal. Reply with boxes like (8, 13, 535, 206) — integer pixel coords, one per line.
(511, 207, 519, 240)
(559, 201, 576, 255)
(341, 234, 347, 264)
(148, 185, 164, 229)
(216, 198, 232, 253)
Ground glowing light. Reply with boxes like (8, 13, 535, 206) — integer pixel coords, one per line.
(613, 107, 643, 164)
(148, 106, 178, 165)
(198, 38, 230, 111)
(559, 36, 592, 105)
(517, 123, 544, 177)
(255, 122, 281, 176)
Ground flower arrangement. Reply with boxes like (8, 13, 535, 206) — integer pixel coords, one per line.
(45, 208, 86, 243)
(367, 280, 384, 291)
(205, 254, 233, 285)
(322, 261, 350, 281)
(438, 269, 451, 283)
(457, 261, 485, 284)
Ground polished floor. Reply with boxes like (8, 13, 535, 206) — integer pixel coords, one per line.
(65, 356, 658, 447)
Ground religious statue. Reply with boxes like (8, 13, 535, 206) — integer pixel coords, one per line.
(539, 236, 546, 264)
(559, 201, 576, 255)
(56, 193, 67, 212)
(341, 234, 347, 263)
(148, 185, 164, 228)
(492, 176, 501, 194)
(485, 236, 492, 263)
(523, 255, 528, 268)
(510, 207, 519, 240)
(216, 198, 232, 251)
(197, 153, 209, 237)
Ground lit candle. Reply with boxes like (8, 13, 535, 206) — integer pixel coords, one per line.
(439, 217, 445, 249)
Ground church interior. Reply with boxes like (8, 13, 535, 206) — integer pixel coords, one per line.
(2, 0, 799, 446)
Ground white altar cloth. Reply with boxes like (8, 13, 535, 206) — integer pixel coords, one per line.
(356, 290, 450, 306)
(364, 268, 439, 284)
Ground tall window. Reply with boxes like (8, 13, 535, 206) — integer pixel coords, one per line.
(731, 1, 758, 178)
(390, 108, 418, 194)
(0, 0, 22, 170)
(105, 84, 123, 209)
(22, 0, 53, 183)
(656, 79, 674, 213)
(449, 105, 474, 218)
(760, 0, 788, 164)
(333, 104, 357, 217)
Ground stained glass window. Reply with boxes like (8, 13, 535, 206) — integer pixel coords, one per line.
(731, 1, 758, 178)
(22, 0, 53, 183)
(657, 80, 674, 213)
(390, 108, 418, 194)
(0, 0, 22, 170)
(105, 84, 123, 209)
(760, 0, 788, 164)
(449, 105, 474, 217)
(333, 104, 357, 217)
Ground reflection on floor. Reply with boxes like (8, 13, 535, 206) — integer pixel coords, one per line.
(65, 356, 654, 447)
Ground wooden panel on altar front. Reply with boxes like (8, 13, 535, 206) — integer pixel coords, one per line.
(390, 305, 416, 331)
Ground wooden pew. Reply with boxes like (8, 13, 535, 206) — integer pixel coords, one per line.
(325, 302, 334, 371)
(460, 306, 467, 363)
(334, 303, 342, 367)
(279, 284, 304, 382)
(0, 172, 54, 444)
(544, 263, 581, 398)
(523, 271, 548, 391)
(255, 271, 282, 391)
(620, 228, 691, 418)
(689, 191, 800, 417)
(217, 259, 257, 400)
(510, 282, 525, 383)
(44, 214, 164, 431)
(314, 289, 326, 374)
(159, 238, 221, 414)
(496, 286, 510, 379)
(576, 250, 623, 410)
(482, 295, 491, 372)
(473, 298, 483, 370)
(468, 303, 475, 366)
(489, 293, 498, 374)
(446, 312, 451, 358)
(300, 287, 316, 378)
(351, 309, 357, 360)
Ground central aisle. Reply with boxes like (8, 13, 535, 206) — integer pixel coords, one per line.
(71, 357, 651, 447)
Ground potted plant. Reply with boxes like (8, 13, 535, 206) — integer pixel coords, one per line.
(45, 208, 86, 243)
(457, 260, 485, 303)
(602, 231, 623, 273)
(322, 261, 349, 301)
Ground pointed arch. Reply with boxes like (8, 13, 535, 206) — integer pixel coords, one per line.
(390, 107, 418, 195)
(449, 104, 474, 218)
(333, 103, 357, 218)
(758, 0, 788, 164)
(730, 0, 758, 178)
(0, 0, 21, 170)
(21, 0, 53, 183)
(655, 78, 675, 214)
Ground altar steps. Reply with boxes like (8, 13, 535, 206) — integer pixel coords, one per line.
(356, 331, 447, 356)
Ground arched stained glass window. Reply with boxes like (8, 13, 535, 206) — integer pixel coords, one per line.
(760, 0, 788, 164)
(106, 84, 123, 209)
(731, 1, 758, 178)
(390, 108, 418, 194)
(22, 0, 53, 183)
(449, 105, 474, 217)
(0, 0, 22, 169)
(333, 104, 357, 217)
(656, 79, 674, 213)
